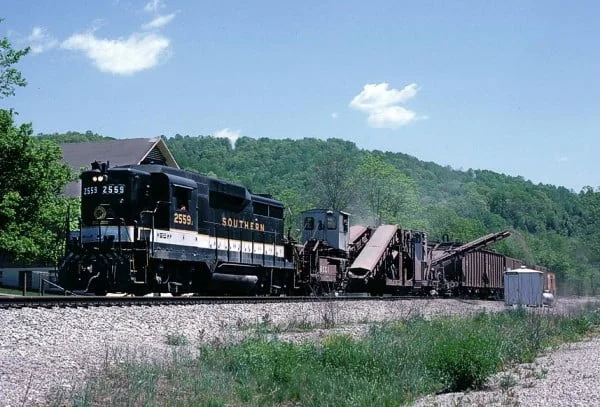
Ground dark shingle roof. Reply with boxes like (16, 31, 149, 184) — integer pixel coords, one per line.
(61, 138, 179, 197)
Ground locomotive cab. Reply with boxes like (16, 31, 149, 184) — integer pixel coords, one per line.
(147, 172, 198, 231)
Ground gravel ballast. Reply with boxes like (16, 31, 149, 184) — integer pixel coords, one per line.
(412, 335, 600, 407)
(0, 297, 596, 406)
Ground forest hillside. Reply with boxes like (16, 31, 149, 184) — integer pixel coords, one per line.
(39, 132, 600, 295)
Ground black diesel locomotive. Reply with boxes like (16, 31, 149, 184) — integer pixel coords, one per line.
(60, 162, 295, 295)
(60, 161, 544, 297)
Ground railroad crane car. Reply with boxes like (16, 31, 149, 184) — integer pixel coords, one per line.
(297, 209, 429, 295)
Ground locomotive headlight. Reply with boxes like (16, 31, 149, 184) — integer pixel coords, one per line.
(92, 176, 98, 182)
(97, 175, 104, 182)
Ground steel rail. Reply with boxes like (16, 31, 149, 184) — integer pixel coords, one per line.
(0, 294, 429, 310)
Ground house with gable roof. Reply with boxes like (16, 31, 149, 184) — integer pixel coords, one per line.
(60, 137, 179, 198)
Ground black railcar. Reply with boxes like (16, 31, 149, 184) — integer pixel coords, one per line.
(60, 162, 296, 295)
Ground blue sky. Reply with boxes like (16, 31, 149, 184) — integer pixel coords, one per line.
(2, 0, 598, 191)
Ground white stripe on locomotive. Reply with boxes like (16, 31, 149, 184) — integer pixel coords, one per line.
(85, 227, 287, 258)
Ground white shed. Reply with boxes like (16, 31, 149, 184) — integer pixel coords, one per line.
(504, 267, 544, 307)
(0, 268, 56, 291)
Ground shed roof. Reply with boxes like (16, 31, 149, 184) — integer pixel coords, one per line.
(505, 267, 543, 274)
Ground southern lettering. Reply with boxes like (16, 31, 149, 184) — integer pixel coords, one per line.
(222, 217, 265, 231)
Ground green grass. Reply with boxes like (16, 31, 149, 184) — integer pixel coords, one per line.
(165, 332, 189, 346)
(0, 286, 43, 296)
(50, 303, 600, 407)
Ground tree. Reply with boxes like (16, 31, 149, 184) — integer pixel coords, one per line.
(426, 206, 487, 243)
(0, 19, 30, 99)
(0, 111, 74, 265)
(354, 154, 418, 226)
(37, 130, 114, 143)
(312, 153, 355, 211)
(0, 28, 74, 265)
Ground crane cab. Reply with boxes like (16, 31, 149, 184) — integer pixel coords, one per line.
(300, 209, 349, 251)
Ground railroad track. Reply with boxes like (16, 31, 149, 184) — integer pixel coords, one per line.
(0, 294, 426, 309)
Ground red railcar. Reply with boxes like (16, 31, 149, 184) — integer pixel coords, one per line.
(530, 264, 556, 295)
(432, 249, 505, 297)
(505, 257, 524, 271)
(462, 250, 505, 293)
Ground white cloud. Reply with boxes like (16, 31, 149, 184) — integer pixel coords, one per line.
(144, 0, 165, 13)
(366, 106, 416, 128)
(142, 13, 176, 30)
(349, 82, 423, 129)
(557, 155, 569, 163)
(350, 83, 418, 110)
(26, 26, 58, 54)
(331, 112, 338, 119)
(61, 31, 170, 75)
(214, 128, 241, 146)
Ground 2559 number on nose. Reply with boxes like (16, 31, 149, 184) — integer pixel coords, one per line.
(102, 184, 125, 194)
(173, 213, 192, 225)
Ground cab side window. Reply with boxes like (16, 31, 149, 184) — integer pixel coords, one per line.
(174, 186, 190, 211)
(327, 214, 337, 230)
(304, 217, 314, 230)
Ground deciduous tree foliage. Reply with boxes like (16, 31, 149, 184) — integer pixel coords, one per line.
(37, 130, 114, 143)
(0, 25, 75, 265)
(354, 154, 418, 226)
(312, 152, 355, 212)
(0, 20, 29, 99)
(0, 111, 74, 265)
(44, 131, 600, 294)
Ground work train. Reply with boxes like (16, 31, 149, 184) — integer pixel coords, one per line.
(59, 162, 555, 297)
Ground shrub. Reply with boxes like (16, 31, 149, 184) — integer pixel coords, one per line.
(424, 330, 502, 391)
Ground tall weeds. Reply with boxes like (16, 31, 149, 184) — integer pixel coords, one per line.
(52, 303, 600, 407)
